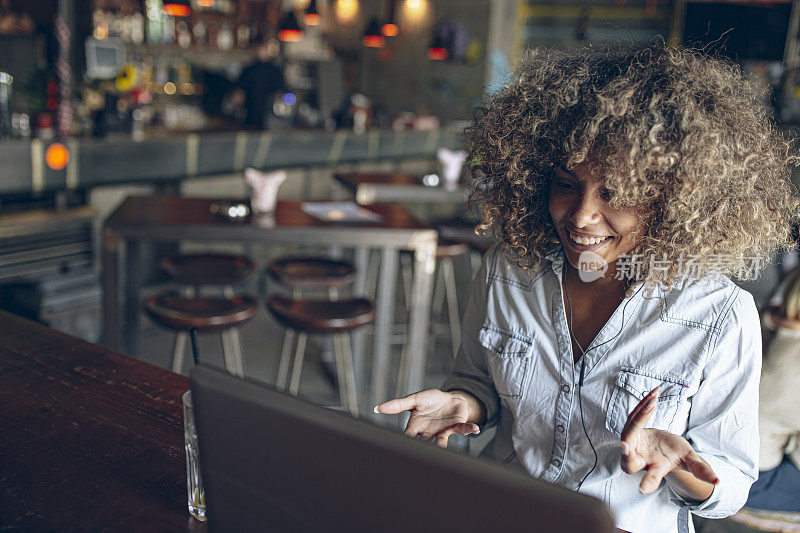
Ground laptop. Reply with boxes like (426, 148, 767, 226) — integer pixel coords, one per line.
(190, 365, 616, 532)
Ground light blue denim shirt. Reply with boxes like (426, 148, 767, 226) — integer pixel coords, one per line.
(442, 245, 761, 533)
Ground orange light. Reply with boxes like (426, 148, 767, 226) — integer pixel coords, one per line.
(363, 34, 385, 48)
(278, 29, 303, 42)
(428, 47, 448, 60)
(45, 143, 70, 171)
(198, 0, 214, 6)
(163, 4, 191, 17)
(381, 23, 399, 36)
(304, 13, 320, 25)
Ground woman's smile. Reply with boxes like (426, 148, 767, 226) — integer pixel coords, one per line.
(549, 160, 641, 277)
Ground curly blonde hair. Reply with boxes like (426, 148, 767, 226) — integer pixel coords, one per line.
(466, 43, 800, 286)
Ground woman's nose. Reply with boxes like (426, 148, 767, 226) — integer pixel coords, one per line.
(569, 194, 602, 227)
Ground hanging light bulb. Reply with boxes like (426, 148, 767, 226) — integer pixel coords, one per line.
(278, 10, 303, 42)
(336, 0, 359, 24)
(162, 0, 191, 17)
(381, 0, 399, 37)
(304, 0, 320, 26)
(427, 31, 448, 60)
(362, 17, 385, 48)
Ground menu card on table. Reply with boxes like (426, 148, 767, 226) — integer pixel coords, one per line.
(300, 202, 384, 224)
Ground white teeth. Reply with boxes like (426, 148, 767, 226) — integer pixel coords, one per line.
(569, 232, 609, 246)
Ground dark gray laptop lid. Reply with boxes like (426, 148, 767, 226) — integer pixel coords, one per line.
(190, 365, 615, 533)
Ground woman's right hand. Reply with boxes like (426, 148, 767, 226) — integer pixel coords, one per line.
(374, 389, 482, 448)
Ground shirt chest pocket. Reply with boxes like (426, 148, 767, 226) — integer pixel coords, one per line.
(479, 326, 534, 399)
(605, 367, 690, 435)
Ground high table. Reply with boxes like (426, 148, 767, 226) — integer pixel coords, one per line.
(0, 310, 201, 531)
(334, 172, 469, 205)
(101, 196, 438, 406)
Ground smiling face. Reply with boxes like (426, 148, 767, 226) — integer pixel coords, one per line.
(548, 160, 643, 280)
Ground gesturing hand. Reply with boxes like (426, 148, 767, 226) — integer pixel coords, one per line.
(375, 389, 480, 448)
(621, 386, 719, 496)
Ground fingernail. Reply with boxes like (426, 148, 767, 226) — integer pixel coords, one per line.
(645, 397, 657, 412)
(713, 478, 719, 485)
(373, 405, 380, 414)
(473, 428, 481, 435)
(621, 442, 630, 456)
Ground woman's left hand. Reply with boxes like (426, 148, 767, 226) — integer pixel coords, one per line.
(621, 386, 719, 495)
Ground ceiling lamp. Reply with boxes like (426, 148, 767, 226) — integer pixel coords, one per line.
(278, 10, 303, 42)
(381, 0, 399, 36)
(162, 0, 191, 17)
(362, 17, 385, 48)
(304, 0, 320, 26)
(427, 32, 448, 60)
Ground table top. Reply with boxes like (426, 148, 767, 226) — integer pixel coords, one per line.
(104, 196, 434, 247)
(333, 172, 468, 205)
(335, 172, 426, 188)
(0, 310, 203, 531)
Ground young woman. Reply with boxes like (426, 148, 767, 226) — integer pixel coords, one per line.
(376, 44, 799, 532)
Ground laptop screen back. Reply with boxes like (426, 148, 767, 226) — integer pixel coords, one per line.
(190, 365, 615, 533)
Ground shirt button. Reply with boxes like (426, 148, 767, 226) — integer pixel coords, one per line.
(557, 424, 565, 433)
(552, 459, 562, 467)
(495, 345, 504, 353)
(561, 384, 570, 393)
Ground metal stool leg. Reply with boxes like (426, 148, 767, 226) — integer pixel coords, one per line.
(334, 333, 359, 416)
(431, 262, 446, 320)
(276, 288, 300, 389)
(288, 332, 307, 396)
(442, 258, 461, 359)
(168, 285, 195, 374)
(171, 331, 188, 373)
(276, 329, 295, 390)
(229, 326, 245, 378)
(470, 249, 481, 277)
(341, 333, 359, 416)
(400, 253, 413, 312)
(221, 328, 238, 376)
(365, 249, 381, 299)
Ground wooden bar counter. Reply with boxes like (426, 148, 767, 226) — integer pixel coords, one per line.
(0, 310, 203, 531)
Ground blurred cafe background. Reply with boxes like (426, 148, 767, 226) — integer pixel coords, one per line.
(0, 0, 799, 529)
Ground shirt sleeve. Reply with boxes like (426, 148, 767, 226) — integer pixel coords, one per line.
(666, 287, 761, 518)
(441, 245, 502, 427)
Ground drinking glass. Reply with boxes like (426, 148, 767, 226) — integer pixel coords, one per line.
(182, 390, 206, 521)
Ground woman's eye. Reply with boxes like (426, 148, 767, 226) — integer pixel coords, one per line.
(555, 180, 577, 190)
(599, 188, 614, 201)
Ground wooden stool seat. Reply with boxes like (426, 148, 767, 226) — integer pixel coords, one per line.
(144, 294, 258, 331)
(435, 238, 470, 259)
(267, 294, 375, 334)
(161, 254, 256, 286)
(267, 257, 356, 288)
(435, 219, 494, 255)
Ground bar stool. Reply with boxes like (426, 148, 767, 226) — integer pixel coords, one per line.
(267, 294, 375, 416)
(266, 256, 356, 294)
(143, 294, 258, 377)
(266, 256, 356, 382)
(431, 239, 469, 358)
(399, 238, 469, 360)
(162, 253, 256, 297)
(156, 253, 256, 375)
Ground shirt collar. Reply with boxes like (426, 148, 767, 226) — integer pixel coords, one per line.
(544, 245, 565, 278)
